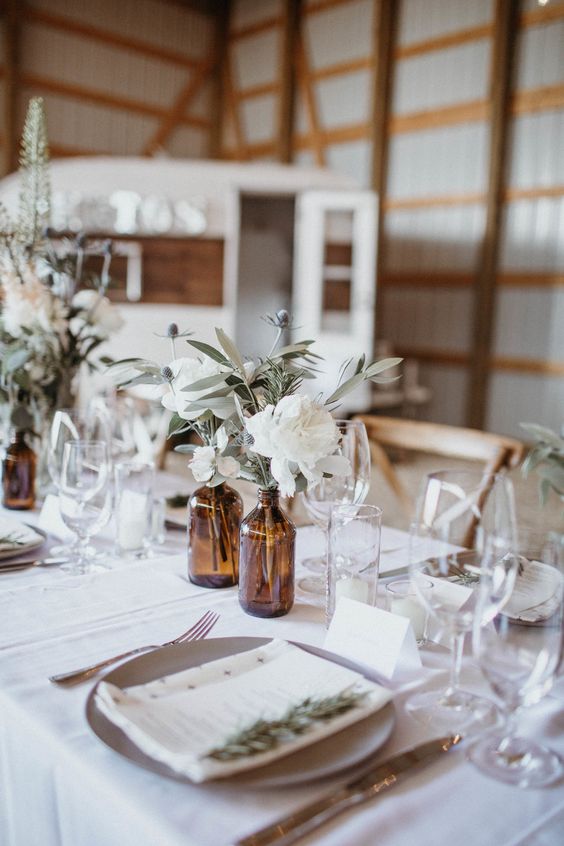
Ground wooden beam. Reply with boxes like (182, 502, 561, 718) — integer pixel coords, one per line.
(277, 0, 301, 164)
(209, 0, 230, 159)
(384, 191, 485, 210)
(506, 184, 564, 201)
(513, 83, 564, 115)
(521, 1, 564, 27)
(492, 356, 564, 376)
(498, 272, 564, 287)
(390, 99, 489, 133)
(223, 55, 247, 159)
(395, 24, 493, 60)
(143, 58, 215, 155)
(236, 81, 280, 100)
(296, 30, 325, 165)
(311, 56, 372, 80)
(23, 6, 206, 70)
(467, 0, 519, 430)
(21, 72, 210, 128)
(306, 0, 356, 14)
(381, 272, 474, 288)
(370, 0, 398, 340)
(230, 16, 282, 41)
(395, 347, 470, 367)
(3, 0, 20, 175)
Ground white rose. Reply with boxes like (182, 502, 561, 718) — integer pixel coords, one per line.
(188, 445, 239, 483)
(161, 356, 228, 421)
(245, 395, 350, 497)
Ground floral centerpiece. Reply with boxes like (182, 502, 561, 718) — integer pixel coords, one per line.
(114, 311, 400, 615)
(0, 98, 123, 435)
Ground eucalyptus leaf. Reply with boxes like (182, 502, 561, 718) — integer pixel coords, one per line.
(324, 372, 365, 405)
(215, 328, 246, 375)
(187, 339, 230, 365)
(180, 372, 229, 392)
(174, 444, 198, 455)
(365, 357, 403, 377)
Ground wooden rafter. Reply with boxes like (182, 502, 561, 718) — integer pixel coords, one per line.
(2, 0, 20, 175)
(467, 0, 519, 429)
(21, 72, 210, 128)
(395, 23, 493, 60)
(390, 99, 489, 133)
(370, 0, 398, 340)
(513, 83, 564, 115)
(223, 56, 247, 160)
(277, 0, 301, 163)
(209, 0, 230, 159)
(295, 30, 325, 166)
(143, 58, 215, 155)
(306, 0, 356, 15)
(236, 81, 280, 100)
(23, 6, 207, 70)
(521, 1, 564, 26)
(312, 56, 372, 80)
(230, 16, 282, 40)
(384, 191, 485, 210)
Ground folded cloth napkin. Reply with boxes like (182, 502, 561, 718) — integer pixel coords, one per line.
(0, 516, 43, 553)
(95, 639, 392, 783)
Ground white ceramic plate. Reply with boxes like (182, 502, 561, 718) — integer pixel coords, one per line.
(0, 524, 47, 562)
(86, 637, 395, 788)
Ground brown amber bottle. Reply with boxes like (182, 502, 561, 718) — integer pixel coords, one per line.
(188, 483, 243, 588)
(2, 430, 36, 510)
(239, 488, 295, 618)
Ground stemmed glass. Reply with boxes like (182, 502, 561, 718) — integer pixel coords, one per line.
(469, 525, 563, 787)
(299, 420, 371, 595)
(59, 441, 111, 575)
(48, 408, 109, 558)
(407, 470, 518, 734)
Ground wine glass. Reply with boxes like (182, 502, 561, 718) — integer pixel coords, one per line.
(48, 408, 109, 557)
(468, 525, 563, 787)
(299, 420, 371, 595)
(406, 470, 518, 734)
(59, 441, 111, 575)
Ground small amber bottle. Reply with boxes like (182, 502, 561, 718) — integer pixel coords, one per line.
(2, 430, 37, 510)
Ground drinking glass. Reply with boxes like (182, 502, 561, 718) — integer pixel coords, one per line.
(406, 470, 518, 734)
(114, 461, 155, 557)
(468, 526, 563, 787)
(48, 408, 109, 557)
(299, 419, 371, 595)
(59, 441, 111, 575)
(385, 578, 433, 644)
(326, 504, 382, 626)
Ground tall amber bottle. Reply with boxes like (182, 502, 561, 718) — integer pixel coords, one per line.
(239, 488, 295, 618)
(2, 430, 36, 510)
(188, 483, 243, 588)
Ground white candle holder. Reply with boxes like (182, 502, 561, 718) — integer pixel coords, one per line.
(114, 461, 155, 557)
(385, 578, 433, 644)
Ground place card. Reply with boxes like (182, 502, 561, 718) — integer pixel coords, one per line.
(38, 494, 74, 541)
(324, 597, 422, 682)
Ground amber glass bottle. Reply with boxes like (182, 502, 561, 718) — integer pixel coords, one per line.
(2, 430, 36, 510)
(188, 483, 243, 588)
(239, 488, 296, 618)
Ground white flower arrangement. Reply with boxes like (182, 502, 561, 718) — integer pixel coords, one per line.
(113, 311, 401, 498)
(0, 98, 123, 429)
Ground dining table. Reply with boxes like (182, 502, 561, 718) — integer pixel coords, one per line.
(1, 472, 563, 846)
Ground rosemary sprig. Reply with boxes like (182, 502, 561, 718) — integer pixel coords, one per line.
(205, 689, 368, 762)
(0, 533, 26, 548)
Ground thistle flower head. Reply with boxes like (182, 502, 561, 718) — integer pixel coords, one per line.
(167, 322, 179, 338)
(161, 365, 174, 382)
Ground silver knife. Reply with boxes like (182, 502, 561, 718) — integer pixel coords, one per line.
(234, 735, 462, 846)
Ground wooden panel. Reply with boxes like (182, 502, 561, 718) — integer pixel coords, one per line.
(323, 278, 351, 310)
(324, 242, 353, 265)
(381, 271, 474, 287)
(384, 192, 485, 210)
(2, 0, 19, 175)
(105, 238, 224, 306)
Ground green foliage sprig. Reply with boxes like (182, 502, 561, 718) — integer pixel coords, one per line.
(204, 689, 368, 762)
(521, 423, 564, 505)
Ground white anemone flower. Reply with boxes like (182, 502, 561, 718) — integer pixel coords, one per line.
(245, 394, 350, 497)
(189, 445, 240, 484)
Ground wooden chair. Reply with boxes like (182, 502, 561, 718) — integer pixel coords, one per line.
(352, 415, 526, 526)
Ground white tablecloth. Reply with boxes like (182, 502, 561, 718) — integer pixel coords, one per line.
(1, 493, 564, 846)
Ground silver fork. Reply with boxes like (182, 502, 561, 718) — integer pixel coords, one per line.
(49, 610, 219, 687)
